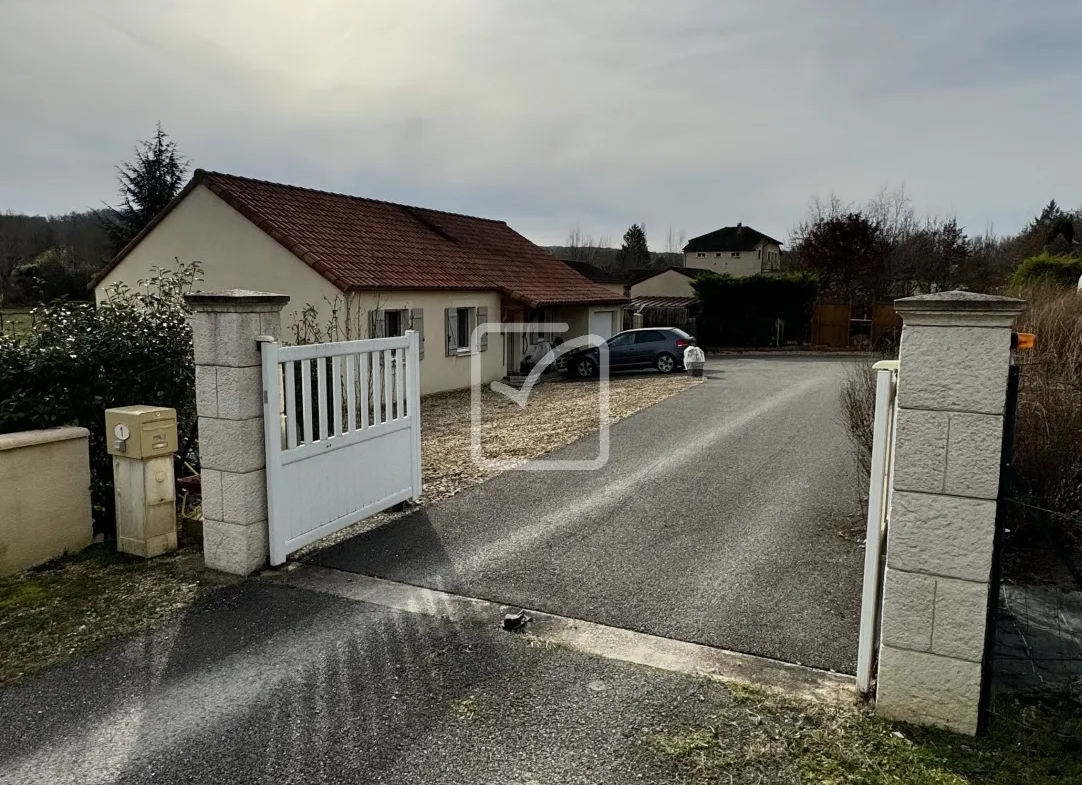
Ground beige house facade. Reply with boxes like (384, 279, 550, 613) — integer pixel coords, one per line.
(629, 267, 697, 300)
(683, 223, 783, 277)
(93, 171, 626, 395)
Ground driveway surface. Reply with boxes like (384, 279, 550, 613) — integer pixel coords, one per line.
(312, 356, 866, 673)
(0, 583, 738, 785)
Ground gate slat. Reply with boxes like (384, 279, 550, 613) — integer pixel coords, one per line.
(331, 356, 343, 437)
(301, 359, 313, 445)
(395, 347, 404, 420)
(345, 354, 356, 433)
(359, 352, 370, 429)
(371, 351, 382, 425)
(284, 360, 298, 450)
(383, 350, 393, 423)
(317, 358, 328, 440)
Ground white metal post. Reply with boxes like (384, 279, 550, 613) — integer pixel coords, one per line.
(856, 360, 899, 694)
(260, 339, 287, 566)
(407, 330, 423, 501)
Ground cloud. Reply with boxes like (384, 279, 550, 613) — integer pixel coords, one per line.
(2, 0, 1080, 246)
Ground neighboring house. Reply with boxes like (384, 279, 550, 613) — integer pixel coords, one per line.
(91, 170, 627, 395)
(626, 267, 699, 335)
(559, 259, 625, 297)
(627, 266, 698, 303)
(683, 223, 783, 276)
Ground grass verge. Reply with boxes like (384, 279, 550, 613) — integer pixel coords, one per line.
(0, 543, 207, 685)
(646, 684, 1082, 784)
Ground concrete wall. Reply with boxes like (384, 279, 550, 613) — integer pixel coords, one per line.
(684, 241, 781, 276)
(93, 185, 341, 322)
(349, 290, 504, 395)
(0, 428, 93, 576)
(630, 270, 696, 299)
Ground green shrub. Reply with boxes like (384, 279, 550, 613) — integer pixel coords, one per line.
(0, 263, 200, 532)
(1010, 252, 1082, 290)
(692, 271, 819, 347)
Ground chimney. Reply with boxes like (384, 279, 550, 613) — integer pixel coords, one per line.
(736, 222, 743, 231)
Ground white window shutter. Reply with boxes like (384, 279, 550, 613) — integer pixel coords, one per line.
(411, 308, 424, 359)
(445, 308, 457, 356)
(477, 306, 489, 351)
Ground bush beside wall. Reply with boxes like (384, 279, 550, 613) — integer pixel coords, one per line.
(0, 264, 199, 532)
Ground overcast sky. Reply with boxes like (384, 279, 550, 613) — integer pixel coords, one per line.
(3, 0, 1080, 248)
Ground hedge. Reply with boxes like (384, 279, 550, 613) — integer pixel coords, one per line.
(691, 271, 820, 347)
(1010, 253, 1082, 290)
(0, 264, 199, 532)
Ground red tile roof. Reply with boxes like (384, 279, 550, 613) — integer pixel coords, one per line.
(94, 170, 627, 307)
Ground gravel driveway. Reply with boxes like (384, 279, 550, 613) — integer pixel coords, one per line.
(311, 356, 866, 673)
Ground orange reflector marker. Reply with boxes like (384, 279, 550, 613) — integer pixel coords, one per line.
(1014, 332, 1035, 351)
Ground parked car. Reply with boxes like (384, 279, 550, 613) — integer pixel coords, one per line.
(566, 328, 696, 378)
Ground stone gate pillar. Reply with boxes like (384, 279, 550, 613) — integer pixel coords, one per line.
(876, 291, 1024, 734)
(185, 290, 290, 575)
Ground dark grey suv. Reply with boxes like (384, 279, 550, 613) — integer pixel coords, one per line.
(567, 328, 695, 378)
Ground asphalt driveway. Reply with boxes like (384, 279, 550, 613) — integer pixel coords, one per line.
(311, 356, 866, 673)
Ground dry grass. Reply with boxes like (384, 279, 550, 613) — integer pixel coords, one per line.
(644, 685, 1082, 784)
(1013, 286, 1082, 517)
(0, 544, 208, 685)
(419, 375, 699, 503)
(839, 360, 878, 479)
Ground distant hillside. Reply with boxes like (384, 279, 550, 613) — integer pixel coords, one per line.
(544, 246, 684, 272)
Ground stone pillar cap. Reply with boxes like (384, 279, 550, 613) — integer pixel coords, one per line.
(894, 290, 1024, 327)
(185, 289, 290, 306)
(894, 290, 1025, 313)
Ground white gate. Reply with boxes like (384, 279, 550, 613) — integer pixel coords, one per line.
(261, 331, 422, 565)
(856, 359, 899, 695)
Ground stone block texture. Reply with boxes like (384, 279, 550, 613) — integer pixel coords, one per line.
(893, 409, 948, 494)
(944, 413, 1003, 500)
(888, 491, 996, 581)
(221, 470, 268, 525)
(188, 291, 288, 576)
(203, 519, 269, 575)
(876, 645, 982, 735)
(897, 325, 1012, 414)
(880, 568, 936, 652)
(198, 416, 267, 474)
(215, 366, 264, 420)
(931, 577, 990, 660)
(877, 293, 1022, 735)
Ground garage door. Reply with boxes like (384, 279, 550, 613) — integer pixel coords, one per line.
(590, 310, 615, 340)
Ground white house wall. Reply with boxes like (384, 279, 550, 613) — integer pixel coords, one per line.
(93, 184, 341, 314)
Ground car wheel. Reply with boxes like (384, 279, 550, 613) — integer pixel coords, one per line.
(656, 353, 676, 374)
(575, 358, 597, 378)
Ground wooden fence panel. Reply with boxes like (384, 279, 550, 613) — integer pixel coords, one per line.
(811, 302, 851, 347)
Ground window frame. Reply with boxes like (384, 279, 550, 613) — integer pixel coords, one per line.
(455, 307, 473, 351)
(384, 309, 406, 338)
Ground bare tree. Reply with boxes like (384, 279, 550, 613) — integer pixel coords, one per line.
(563, 225, 612, 267)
